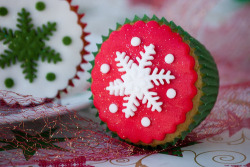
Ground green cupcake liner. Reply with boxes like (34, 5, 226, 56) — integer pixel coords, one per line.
(88, 15, 219, 150)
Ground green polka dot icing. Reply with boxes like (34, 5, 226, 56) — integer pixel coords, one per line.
(46, 72, 56, 81)
(0, 0, 84, 98)
(0, 8, 61, 83)
(62, 36, 72, 45)
(4, 78, 14, 88)
(0, 7, 8, 16)
(36, 2, 46, 11)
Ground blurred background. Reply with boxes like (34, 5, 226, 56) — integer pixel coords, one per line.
(66, 0, 249, 99)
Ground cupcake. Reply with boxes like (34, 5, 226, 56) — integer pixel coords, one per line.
(90, 15, 219, 147)
(0, 0, 89, 98)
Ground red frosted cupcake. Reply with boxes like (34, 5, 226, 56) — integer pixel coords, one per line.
(90, 15, 219, 147)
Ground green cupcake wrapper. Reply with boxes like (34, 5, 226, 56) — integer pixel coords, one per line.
(88, 15, 219, 150)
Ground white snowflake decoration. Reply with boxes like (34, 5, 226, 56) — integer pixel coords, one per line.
(106, 39, 175, 118)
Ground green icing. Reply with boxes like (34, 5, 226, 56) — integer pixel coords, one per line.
(4, 78, 14, 88)
(90, 15, 219, 149)
(0, 7, 8, 16)
(0, 8, 62, 83)
(62, 36, 72, 45)
(46, 72, 56, 81)
(36, 1, 46, 11)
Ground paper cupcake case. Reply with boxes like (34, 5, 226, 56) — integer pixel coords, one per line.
(0, 0, 89, 100)
(89, 15, 219, 149)
(59, 0, 90, 98)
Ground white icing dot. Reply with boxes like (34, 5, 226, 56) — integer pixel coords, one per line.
(141, 117, 151, 127)
(165, 54, 174, 64)
(131, 37, 141, 46)
(100, 64, 110, 74)
(167, 88, 176, 99)
(109, 104, 118, 113)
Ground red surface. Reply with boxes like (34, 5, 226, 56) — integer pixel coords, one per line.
(92, 21, 197, 144)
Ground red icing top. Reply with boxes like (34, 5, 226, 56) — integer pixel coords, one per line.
(91, 21, 197, 144)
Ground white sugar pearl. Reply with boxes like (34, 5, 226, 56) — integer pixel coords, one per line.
(109, 104, 118, 113)
(167, 88, 176, 99)
(141, 117, 151, 127)
(100, 64, 110, 74)
(165, 54, 174, 64)
(131, 37, 141, 46)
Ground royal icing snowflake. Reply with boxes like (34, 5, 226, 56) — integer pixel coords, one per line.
(105, 37, 175, 118)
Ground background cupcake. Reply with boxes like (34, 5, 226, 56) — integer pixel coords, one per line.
(0, 0, 89, 99)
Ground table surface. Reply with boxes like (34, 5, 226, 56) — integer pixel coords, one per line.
(86, 129, 250, 167)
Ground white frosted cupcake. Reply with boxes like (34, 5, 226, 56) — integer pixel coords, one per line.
(0, 0, 89, 98)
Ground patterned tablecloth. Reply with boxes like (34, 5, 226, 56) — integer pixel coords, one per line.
(1, 106, 249, 167)
(87, 129, 250, 167)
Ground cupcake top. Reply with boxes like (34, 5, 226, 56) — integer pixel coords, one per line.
(0, 0, 86, 98)
(91, 18, 198, 144)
